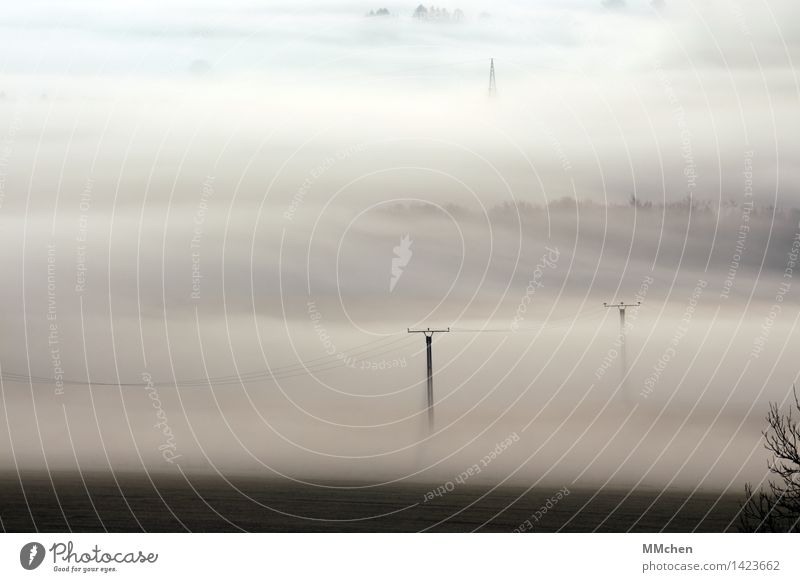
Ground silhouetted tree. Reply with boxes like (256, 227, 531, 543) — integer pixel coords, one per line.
(739, 387, 800, 532)
(413, 5, 462, 22)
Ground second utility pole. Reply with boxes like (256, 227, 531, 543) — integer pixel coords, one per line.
(603, 301, 641, 392)
(408, 327, 450, 432)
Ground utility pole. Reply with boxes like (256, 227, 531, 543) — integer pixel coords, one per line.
(408, 327, 450, 432)
(603, 301, 640, 392)
(488, 58, 497, 97)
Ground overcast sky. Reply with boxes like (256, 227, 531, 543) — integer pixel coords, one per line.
(1, 1, 799, 494)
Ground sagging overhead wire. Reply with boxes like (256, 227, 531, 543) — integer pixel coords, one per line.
(450, 306, 606, 333)
(0, 307, 610, 387)
(0, 333, 417, 388)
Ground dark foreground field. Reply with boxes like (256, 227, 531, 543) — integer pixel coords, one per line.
(0, 472, 742, 532)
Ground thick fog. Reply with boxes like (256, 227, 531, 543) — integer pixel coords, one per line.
(1, 0, 799, 492)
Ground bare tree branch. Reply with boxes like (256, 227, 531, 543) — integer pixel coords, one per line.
(739, 385, 800, 532)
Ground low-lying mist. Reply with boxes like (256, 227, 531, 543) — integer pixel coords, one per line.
(1, 201, 797, 492)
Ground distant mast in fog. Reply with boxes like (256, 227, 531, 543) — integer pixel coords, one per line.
(488, 58, 497, 97)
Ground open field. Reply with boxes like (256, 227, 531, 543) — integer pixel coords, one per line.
(0, 472, 742, 532)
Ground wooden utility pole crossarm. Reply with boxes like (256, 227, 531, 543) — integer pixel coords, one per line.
(603, 301, 641, 330)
